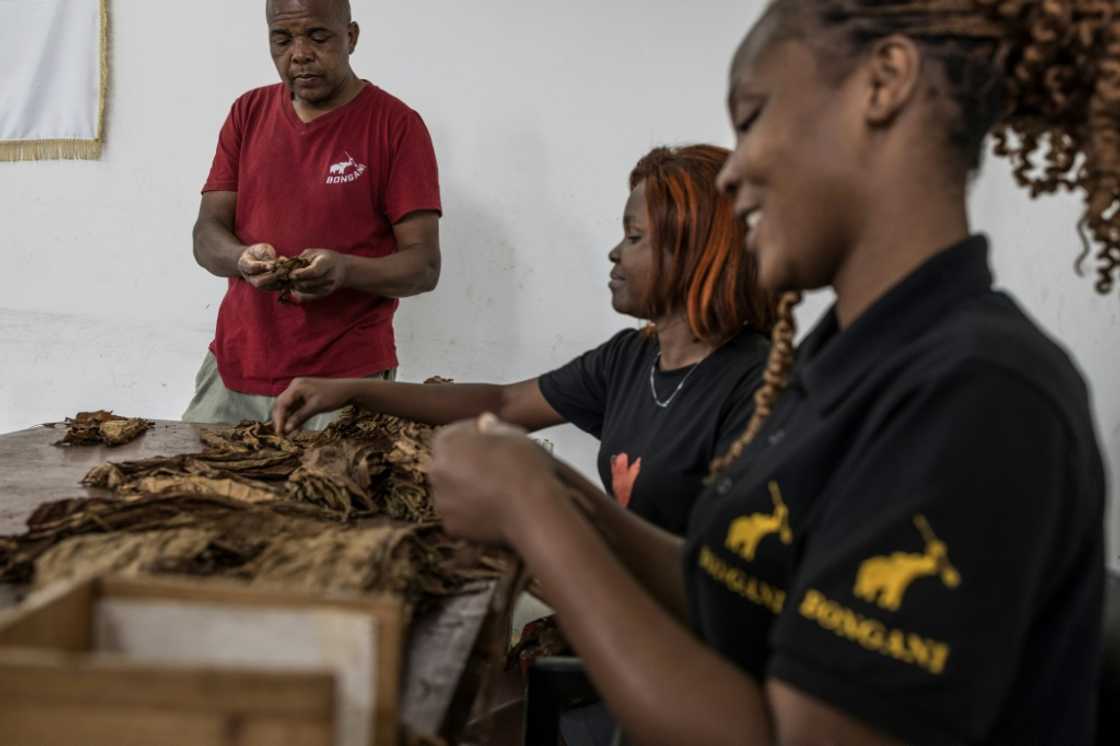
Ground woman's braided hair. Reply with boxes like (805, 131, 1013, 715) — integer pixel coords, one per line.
(710, 291, 802, 475)
(710, 0, 1120, 475)
(806, 0, 1120, 291)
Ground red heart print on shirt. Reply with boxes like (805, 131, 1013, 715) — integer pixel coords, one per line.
(610, 453, 642, 508)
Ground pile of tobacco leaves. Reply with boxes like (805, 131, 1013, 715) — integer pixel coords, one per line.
(54, 410, 154, 448)
(269, 256, 312, 304)
(83, 407, 436, 522)
(1, 407, 507, 608)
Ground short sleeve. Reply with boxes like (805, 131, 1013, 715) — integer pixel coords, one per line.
(538, 331, 632, 438)
(202, 102, 242, 193)
(384, 110, 442, 223)
(767, 365, 1088, 744)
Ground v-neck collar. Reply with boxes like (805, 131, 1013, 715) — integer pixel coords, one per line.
(280, 80, 373, 132)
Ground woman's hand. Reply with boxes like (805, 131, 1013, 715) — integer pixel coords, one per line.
(428, 414, 563, 545)
(272, 377, 356, 434)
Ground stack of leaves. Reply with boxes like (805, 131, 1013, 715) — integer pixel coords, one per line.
(0, 494, 467, 605)
(81, 409, 435, 522)
(268, 256, 312, 304)
(313, 408, 437, 521)
(54, 410, 154, 448)
(2, 407, 509, 605)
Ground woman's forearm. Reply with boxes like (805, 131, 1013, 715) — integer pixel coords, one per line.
(554, 459, 689, 619)
(509, 482, 771, 746)
(346, 381, 507, 426)
(344, 378, 564, 432)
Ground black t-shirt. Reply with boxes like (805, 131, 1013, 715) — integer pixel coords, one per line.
(539, 327, 770, 535)
(683, 237, 1106, 745)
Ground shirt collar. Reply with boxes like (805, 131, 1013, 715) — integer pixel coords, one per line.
(795, 235, 994, 414)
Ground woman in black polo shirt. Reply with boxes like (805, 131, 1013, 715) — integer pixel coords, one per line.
(273, 144, 777, 535)
(428, 2, 1110, 744)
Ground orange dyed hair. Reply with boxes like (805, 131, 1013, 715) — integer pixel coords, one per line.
(631, 144, 777, 345)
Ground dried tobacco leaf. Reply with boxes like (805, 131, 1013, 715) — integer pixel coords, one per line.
(82, 450, 301, 490)
(54, 411, 153, 448)
(34, 530, 217, 585)
(5, 396, 510, 607)
(0, 495, 236, 585)
(287, 441, 383, 517)
(80, 409, 440, 521)
(83, 462, 129, 490)
(1, 494, 467, 605)
(198, 420, 311, 453)
(378, 478, 438, 523)
(267, 256, 312, 304)
(119, 472, 287, 504)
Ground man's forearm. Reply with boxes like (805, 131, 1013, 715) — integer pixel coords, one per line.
(342, 249, 439, 298)
(193, 218, 247, 278)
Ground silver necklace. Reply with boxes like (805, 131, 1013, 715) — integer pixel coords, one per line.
(648, 352, 705, 408)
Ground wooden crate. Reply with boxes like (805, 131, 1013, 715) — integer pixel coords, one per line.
(0, 575, 405, 746)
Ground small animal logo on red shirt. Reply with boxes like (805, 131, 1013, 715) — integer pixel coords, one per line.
(610, 453, 642, 507)
(325, 152, 367, 184)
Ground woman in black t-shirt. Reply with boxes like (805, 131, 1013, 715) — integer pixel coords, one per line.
(273, 144, 777, 535)
(426, 2, 1110, 744)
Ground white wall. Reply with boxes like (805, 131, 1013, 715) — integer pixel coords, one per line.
(0, 1, 1116, 564)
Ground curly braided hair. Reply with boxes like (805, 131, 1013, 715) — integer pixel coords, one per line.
(710, 0, 1120, 475)
(806, 0, 1120, 291)
(709, 291, 802, 475)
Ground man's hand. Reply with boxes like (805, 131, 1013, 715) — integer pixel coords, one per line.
(237, 243, 282, 290)
(428, 414, 560, 546)
(272, 377, 355, 435)
(289, 249, 350, 302)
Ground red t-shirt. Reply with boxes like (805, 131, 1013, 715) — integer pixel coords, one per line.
(202, 82, 441, 395)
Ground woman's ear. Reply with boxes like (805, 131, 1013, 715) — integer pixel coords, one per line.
(862, 34, 923, 126)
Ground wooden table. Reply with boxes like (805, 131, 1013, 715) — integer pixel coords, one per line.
(0, 421, 511, 742)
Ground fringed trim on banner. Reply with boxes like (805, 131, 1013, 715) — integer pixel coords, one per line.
(97, 0, 109, 143)
(0, 139, 103, 162)
(0, 0, 110, 163)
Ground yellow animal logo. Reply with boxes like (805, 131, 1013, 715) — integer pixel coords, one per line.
(854, 515, 961, 612)
(725, 482, 793, 562)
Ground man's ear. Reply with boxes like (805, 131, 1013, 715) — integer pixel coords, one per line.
(348, 22, 360, 55)
(863, 34, 923, 126)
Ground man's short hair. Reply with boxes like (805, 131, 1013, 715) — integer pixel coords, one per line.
(331, 0, 352, 23)
(267, 0, 352, 24)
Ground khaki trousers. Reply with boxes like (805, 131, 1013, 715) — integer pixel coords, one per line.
(182, 352, 395, 430)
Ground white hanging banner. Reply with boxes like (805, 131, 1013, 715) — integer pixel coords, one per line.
(0, 0, 109, 161)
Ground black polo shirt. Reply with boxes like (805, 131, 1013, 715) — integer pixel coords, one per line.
(540, 326, 769, 535)
(683, 237, 1106, 745)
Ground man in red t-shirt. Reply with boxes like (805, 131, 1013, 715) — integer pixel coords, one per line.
(184, 0, 441, 428)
